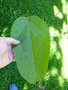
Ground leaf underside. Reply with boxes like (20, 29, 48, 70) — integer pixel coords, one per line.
(11, 16, 50, 84)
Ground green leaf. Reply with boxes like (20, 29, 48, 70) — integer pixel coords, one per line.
(11, 16, 50, 84)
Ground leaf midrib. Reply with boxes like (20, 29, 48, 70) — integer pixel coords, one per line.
(27, 17, 36, 82)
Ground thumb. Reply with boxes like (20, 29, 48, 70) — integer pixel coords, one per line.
(5, 37, 20, 45)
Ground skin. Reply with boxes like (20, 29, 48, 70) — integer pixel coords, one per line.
(0, 37, 20, 69)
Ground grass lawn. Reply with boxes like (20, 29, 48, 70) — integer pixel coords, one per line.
(0, 0, 67, 90)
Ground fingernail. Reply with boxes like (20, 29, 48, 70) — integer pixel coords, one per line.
(17, 40, 20, 43)
(16, 40, 20, 44)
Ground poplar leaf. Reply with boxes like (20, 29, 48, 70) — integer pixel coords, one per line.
(11, 16, 50, 84)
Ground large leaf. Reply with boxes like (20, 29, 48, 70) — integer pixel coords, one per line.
(11, 16, 50, 84)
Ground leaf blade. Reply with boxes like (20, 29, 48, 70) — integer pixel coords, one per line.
(29, 16, 50, 81)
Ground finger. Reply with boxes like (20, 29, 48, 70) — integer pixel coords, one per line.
(8, 45, 16, 62)
(8, 45, 14, 62)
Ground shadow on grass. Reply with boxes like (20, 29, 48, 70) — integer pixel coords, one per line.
(0, 0, 68, 90)
(0, 0, 67, 35)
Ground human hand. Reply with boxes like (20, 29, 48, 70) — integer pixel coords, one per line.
(0, 37, 20, 69)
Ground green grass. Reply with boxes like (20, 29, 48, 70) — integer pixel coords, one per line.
(0, 0, 67, 90)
